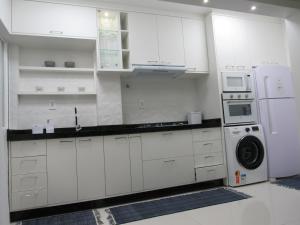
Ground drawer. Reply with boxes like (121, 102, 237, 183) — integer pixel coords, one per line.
(193, 140, 222, 155)
(12, 173, 47, 192)
(192, 128, 221, 142)
(11, 156, 46, 175)
(195, 165, 226, 183)
(142, 130, 193, 160)
(11, 189, 47, 211)
(143, 156, 195, 190)
(11, 140, 46, 158)
(194, 152, 224, 168)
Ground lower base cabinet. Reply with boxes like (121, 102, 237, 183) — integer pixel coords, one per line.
(104, 135, 132, 196)
(47, 138, 77, 205)
(143, 156, 195, 190)
(76, 137, 106, 201)
(11, 189, 47, 211)
(195, 165, 226, 182)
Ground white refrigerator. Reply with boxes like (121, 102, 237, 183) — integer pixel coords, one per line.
(254, 65, 300, 178)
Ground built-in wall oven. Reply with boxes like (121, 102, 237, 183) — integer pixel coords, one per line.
(222, 72, 253, 92)
(222, 92, 257, 125)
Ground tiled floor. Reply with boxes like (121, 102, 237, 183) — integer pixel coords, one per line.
(12, 182, 300, 225)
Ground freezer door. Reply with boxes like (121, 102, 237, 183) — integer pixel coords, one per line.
(255, 65, 295, 99)
(259, 99, 300, 178)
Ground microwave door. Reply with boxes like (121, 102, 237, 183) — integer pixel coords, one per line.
(223, 74, 246, 92)
(224, 100, 257, 124)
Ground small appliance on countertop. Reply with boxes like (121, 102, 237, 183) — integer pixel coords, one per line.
(187, 112, 202, 125)
(225, 124, 268, 187)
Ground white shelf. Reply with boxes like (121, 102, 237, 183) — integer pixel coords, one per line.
(18, 91, 97, 96)
(19, 66, 94, 73)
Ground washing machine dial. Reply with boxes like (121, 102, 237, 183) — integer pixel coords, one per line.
(245, 128, 250, 132)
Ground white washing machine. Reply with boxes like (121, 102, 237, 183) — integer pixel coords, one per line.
(225, 124, 268, 187)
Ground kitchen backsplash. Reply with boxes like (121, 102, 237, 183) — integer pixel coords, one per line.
(121, 75, 200, 124)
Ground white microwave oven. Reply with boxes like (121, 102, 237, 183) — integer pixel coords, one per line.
(222, 72, 253, 92)
(222, 92, 257, 125)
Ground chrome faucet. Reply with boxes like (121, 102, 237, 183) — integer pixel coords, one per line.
(74, 107, 82, 132)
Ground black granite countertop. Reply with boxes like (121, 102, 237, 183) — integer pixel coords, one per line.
(7, 119, 221, 141)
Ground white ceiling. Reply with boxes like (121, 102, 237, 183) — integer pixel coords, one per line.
(96, 0, 299, 18)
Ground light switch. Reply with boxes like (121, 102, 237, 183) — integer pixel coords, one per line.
(48, 100, 56, 110)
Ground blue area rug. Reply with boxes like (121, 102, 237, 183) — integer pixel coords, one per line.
(21, 210, 97, 225)
(275, 175, 300, 190)
(107, 188, 251, 225)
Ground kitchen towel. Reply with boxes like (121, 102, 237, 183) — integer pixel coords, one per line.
(106, 188, 251, 225)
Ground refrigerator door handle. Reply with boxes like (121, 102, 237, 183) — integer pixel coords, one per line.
(265, 101, 278, 135)
(264, 76, 269, 98)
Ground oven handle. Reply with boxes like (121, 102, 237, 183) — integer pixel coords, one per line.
(224, 100, 254, 104)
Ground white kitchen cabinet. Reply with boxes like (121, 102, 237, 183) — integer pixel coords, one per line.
(11, 156, 46, 175)
(129, 135, 143, 192)
(142, 130, 193, 161)
(10, 140, 46, 158)
(12, 0, 97, 39)
(156, 15, 185, 66)
(143, 156, 195, 190)
(128, 12, 160, 65)
(76, 137, 105, 201)
(47, 138, 77, 205)
(182, 18, 208, 73)
(195, 165, 226, 182)
(104, 135, 131, 196)
(11, 188, 47, 211)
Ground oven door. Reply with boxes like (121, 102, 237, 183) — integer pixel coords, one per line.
(223, 100, 257, 125)
(222, 72, 252, 92)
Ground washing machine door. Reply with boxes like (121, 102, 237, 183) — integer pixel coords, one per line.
(236, 135, 265, 170)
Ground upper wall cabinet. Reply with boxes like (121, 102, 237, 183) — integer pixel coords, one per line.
(12, 0, 97, 39)
(128, 13, 160, 65)
(156, 16, 185, 66)
(182, 18, 208, 73)
(128, 13, 185, 66)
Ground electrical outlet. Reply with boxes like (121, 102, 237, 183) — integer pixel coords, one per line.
(49, 100, 56, 110)
(139, 99, 145, 110)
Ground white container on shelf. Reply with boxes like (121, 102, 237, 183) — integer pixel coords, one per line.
(187, 112, 202, 125)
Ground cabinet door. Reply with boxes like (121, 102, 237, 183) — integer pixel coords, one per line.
(76, 137, 105, 201)
(104, 135, 131, 196)
(142, 130, 193, 161)
(47, 138, 77, 205)
(128, 12, 160, 65)
(129, 135, 143, 193)
(157, 15, 185, 66)
(143, 156, 195, 190)
(182, 18, 208, 72)
(12, 0, 97, 38)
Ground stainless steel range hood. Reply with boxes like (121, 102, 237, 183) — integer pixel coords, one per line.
(133, 64, 186, 77)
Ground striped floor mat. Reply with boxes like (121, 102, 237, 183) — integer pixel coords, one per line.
(107, 188, 251, 225)
(275, 175, 300, 190)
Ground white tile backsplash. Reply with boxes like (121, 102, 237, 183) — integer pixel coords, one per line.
(121, 75, 199, 124)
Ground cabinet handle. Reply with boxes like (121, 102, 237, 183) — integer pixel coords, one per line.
(79, 139, 92, 142)
(129, 136, 141, 139)
(114, 137, 127, 140)
(60, 140, 74, 143)
(205, 156, 214, 159)
(164, 160, 175, 163)
(201, 130, 210, 133)
(207, 169, 216, 172)
(203, 143, 212, 146)
(49, 30, 63, 35)
(147, 60, 158, 63)
(187, 67, 197, 71)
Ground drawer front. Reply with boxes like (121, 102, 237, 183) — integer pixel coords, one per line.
(143, 156, 195, 190)
(194, 152, 224, 168)
(192, 128, 221, 142)
(11, 156, 46, 175)
(12, 173, 47, 192)
(11, 140, 46, 158)
(11, 189, 47, 211)
(142, 130, 193, 160)
(193, 140, 222, 155)
(195, 165, 226, 183)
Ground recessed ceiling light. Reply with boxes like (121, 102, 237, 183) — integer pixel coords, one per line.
(203, 0, 210, 4)
(104, 12, 109, 17)
(251, 5, 257, 11)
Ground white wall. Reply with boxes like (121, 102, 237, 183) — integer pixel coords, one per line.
(0, 0, 11, 32)
(121, 75, 199, 124)
(285, 13, 300, 135)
